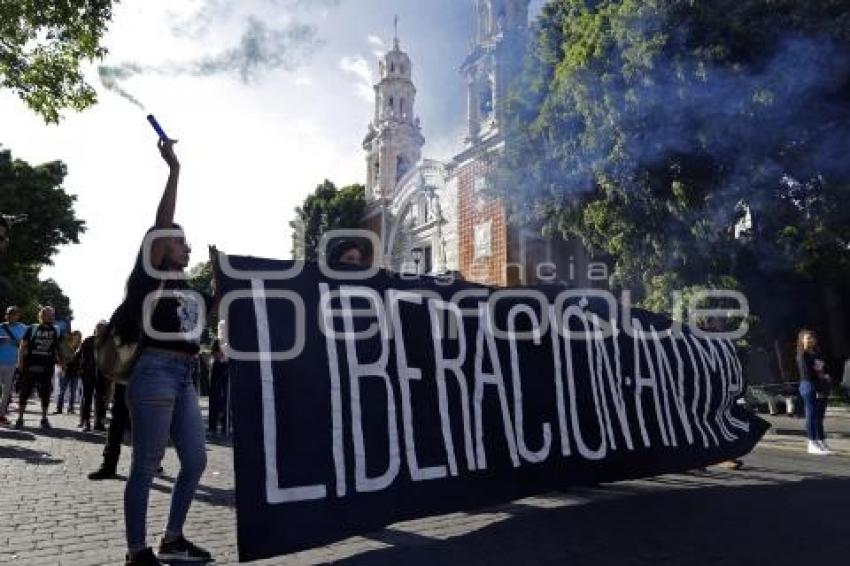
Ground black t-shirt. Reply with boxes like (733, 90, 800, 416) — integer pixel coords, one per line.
(23, 323, 60, 370)
(130, 267, 212, 355)
(797, 350, 829, 393)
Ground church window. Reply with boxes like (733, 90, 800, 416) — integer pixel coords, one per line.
(480, 78, 494, 118)
(388, 96, 394, 108)
(417, 196, 430, 225)
(400, 98, 406, 118)
(391, 62, 396, 73)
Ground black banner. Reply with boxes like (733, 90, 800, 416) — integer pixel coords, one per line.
(216, 256, 768, 562)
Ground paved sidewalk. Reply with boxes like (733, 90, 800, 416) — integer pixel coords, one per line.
(2, 403, 849, 565)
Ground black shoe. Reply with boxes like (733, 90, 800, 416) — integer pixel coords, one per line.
(83, 422, 92, 432)
(68, 408, 76, 415)
(88, 465, 118, 480)
(125, 547, 161, 566)
(40, 417, 51, 429)
(13, 418, 24, 430)
(157, 535, 212, 563)
(53, 409, 63, 415)
(93, 422, 106, 432)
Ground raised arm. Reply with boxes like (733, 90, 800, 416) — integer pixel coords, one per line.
(150, 138, 181, 268)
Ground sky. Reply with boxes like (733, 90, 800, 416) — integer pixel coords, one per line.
(0, 0, 545, 333)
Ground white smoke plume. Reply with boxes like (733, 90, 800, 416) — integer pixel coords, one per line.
(100, 1, 332, 107)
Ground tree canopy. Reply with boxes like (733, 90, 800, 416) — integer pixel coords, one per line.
(290, 180, 366, 262)
(0, 147, 85, 322)
(499, 0, 850, 300)
(0, 0, 116, 122)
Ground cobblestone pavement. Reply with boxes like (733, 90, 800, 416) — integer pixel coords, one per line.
(1, 402, 849, 566)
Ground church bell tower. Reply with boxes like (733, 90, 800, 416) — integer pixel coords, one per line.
(363, 19, 425, 203)
(461, 0, 530, 146)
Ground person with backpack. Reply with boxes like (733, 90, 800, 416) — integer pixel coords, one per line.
(0, 305, 27, 425)
(14, 306, 62, 429)
(111, 139, 215, 565)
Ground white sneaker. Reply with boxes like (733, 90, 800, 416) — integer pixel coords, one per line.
(807, 440, 830, 455)
(817, 440, 833, 454)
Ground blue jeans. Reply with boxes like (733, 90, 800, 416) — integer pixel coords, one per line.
(799, 380, 826, 441)
(124, 351, 206, 552)
(57, 372, 79, 412)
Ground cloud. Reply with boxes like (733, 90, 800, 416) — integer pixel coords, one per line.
(340, 55, 372, 85)
(367, 34, 386, 58)
(340, 55, 374, 102)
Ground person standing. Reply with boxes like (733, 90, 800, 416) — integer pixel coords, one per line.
(88, 382, 130, 480)
(112, 139, 214, 565)
(0, 305, 27, 425)
(76, 322, 107, 432)
(797, 329, 832, 455)
(55, 330, 82, 414)
(207, 340, 229, 436)
(93, 350, 113, 431)
(14, 306, 62, 429)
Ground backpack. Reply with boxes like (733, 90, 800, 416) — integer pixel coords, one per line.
(95, 324, 142, 385)
(96, 280, 164, 384)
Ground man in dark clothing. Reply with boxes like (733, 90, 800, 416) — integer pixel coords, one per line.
(15, 306, 62, 429)
(88, 382, 130, 480)
(208, 341, 229, 436)
(92, 360, 112, 431)
(76, 322, 106, 432)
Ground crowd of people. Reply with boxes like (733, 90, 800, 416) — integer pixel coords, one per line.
(0, 305, 232, 436)
(0, 301, 232, 565)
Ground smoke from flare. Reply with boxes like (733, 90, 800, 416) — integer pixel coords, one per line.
(99, 18, 320, 106)
(98, 65, 147, 109)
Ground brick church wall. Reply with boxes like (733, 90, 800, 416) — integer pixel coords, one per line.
(456, 157, 508, 286)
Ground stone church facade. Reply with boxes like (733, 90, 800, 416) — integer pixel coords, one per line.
(362, 0, 594, 288)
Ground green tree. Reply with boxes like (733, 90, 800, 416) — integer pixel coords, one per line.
(290, 180, 366, 261)
(188, 260, 217, 344)
(500, 0, 850, 301)
(0, 149, 85, 266)
(0, 147, 85, 322)
(0, 0, 116, 122)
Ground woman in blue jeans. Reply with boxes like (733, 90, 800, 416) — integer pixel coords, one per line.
(113, 139, 216, 565)
(796, 329, 832, 455)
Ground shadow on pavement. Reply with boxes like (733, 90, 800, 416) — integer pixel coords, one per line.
(771, 428, 850, 440)
(0, 444, 63, 465)
(27, 425, 111, 446)
(0, 428, 36, 442)
(149, 473, 235, 509)
(343, 478, 850, 566)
